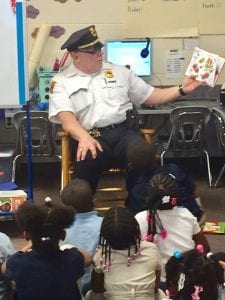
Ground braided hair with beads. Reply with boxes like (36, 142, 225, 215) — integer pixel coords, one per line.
(98, 206, 141, 269)
(145, 172, 180, 242)
(165, 248, 220, 300)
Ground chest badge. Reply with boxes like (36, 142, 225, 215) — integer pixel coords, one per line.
(104, 70, 114, 78)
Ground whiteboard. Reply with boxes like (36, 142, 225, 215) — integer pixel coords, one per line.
(0, 0, 28, 108)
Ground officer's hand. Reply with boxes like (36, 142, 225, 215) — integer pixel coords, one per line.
(76, 134, 103, 161)
(181, 75, 203, 94)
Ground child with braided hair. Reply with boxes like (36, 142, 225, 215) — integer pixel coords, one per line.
(165, 248, 223, 300)
(0, 200, 92, 300)
(135, 172, 210, 288)
(126, 139, 205, 224)
(92, 206, 163, 300)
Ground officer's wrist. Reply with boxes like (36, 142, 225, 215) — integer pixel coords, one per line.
(178, 84, 187, 96)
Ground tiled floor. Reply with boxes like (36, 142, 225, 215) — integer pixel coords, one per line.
(1, 158, 225, 253)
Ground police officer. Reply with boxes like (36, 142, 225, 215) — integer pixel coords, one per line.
(49, 25, 202, 192)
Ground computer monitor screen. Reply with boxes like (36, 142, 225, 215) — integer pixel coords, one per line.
(104, 38, 152, 77)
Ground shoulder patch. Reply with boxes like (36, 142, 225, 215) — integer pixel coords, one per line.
(49, 80, 56, 94)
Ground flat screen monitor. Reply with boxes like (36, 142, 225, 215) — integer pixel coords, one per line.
(104, 38, 152, 77)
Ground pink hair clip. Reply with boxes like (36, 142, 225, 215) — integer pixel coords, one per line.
(160, 229, 167, 239)
(171, 197, 177, 206)
(191, 285, 203, 300)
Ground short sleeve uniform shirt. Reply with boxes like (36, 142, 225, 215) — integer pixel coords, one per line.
(49, 62, 154, 130)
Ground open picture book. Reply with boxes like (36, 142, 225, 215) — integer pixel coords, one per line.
(185, 47, 225, 87)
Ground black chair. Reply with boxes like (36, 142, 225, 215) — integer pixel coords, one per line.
(212, 107, 225, 188)
(160, 106, 212, 187)
(12, 111, 61, 182)
(0, 144, 16, 187)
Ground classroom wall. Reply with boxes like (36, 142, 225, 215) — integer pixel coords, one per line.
(26, 0, 225, 86)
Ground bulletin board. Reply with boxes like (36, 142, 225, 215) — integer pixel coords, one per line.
(124, 0, 198, 38)
(0, 0, 28, 108)
(124, 0, 225, 37)
(199, 0, 225, 34)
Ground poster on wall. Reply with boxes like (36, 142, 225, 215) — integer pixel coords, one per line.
(0, 0, 28, 108)
(198, 0, 225, 34)
(124, 0, 198, 38)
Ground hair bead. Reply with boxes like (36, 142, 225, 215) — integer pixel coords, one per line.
(160, 229, 167, 239)
(191, 286, 203, 300)
(173, 250, 182, 259)
(196, 244, 204, 253)
(127, 256, 131, 267)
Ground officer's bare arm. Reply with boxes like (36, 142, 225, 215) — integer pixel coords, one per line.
(144, 77, 202, 106)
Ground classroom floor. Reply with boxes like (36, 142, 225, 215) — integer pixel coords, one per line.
(1, 157, 225, 253)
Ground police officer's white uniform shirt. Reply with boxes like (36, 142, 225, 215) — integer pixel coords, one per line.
(49, 62, 154, 131)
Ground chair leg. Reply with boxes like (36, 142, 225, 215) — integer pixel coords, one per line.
(60, 134, 70, 190)
(160, 151, 166, 166)
(140, 128, 156, 144)
(214, 164, 225, 188)
(202, 150, 212, 188)
(11, 155, 22, 182)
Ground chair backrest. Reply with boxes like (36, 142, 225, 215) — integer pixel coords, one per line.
(13, 111, 56, 156)
(167, 106, 211, 150)
(212, 107, 225, 151)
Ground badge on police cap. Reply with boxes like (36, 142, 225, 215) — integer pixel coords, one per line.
(89, 26, 97, 37)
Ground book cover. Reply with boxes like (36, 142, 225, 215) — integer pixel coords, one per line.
(202, 221, 225, 234)
(185, 47, 225, 87)
(0, 190, 27, 213)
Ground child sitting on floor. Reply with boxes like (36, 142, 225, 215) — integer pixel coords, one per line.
(1, 199, 92, 300)
(135, 172, 210, 288)
(0, 231, 16, 300)
(92, 206, 163, 300)
(126, 139, 205, 224)
(165, 248, 224, 300)
(60, 178, 103, 295)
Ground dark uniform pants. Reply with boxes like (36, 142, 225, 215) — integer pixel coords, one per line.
(71, 124, 144, 192)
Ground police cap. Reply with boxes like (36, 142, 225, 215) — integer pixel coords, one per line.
(61, 25, 103, 52)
